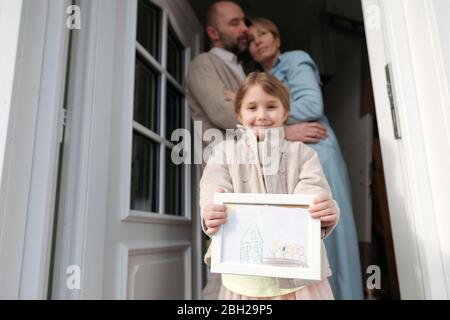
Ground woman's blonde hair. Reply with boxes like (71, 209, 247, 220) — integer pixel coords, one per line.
(250, 17, 281, 41)
(235, 72, 290, 114)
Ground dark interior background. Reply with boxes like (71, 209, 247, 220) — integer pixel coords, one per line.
(187, 0, 364, 79)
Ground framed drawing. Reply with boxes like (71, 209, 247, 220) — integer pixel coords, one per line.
(211, 193, 322, 280)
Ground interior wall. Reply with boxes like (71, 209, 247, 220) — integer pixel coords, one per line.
(315, 8, 401, 299)
(308, 19, 373, 246)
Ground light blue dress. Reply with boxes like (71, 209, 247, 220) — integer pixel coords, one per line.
(272, 51, 364, 300)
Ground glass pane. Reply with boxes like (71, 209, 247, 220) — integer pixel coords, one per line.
(137, 0, 161, 61)
(166, 83, 184, 139)
(134, 55, 159, 132)
(167, 24, 184, 84)
(130, 132, 159, 212)
(165, 147, 184, 216)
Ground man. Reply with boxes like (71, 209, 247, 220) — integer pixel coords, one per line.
(185, 1, 247, 141)
(185, 1, 247, 300)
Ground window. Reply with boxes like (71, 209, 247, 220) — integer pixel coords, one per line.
(167, 24, 184, 84)
(134, 56, 160, 133)
(130, 132, 160, 212)
(136, 0, 161, 62)
(131, 0, 187, 216)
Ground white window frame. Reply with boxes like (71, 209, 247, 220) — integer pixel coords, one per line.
(128, 0, 193, 223)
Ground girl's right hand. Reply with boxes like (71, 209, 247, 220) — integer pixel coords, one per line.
(202, 188, 227, 236)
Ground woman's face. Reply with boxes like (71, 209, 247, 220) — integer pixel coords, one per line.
(248, 24, 280, 65)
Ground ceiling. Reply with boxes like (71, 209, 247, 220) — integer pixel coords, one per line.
(187, 0, 363, 51)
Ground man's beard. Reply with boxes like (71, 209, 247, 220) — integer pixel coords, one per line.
(220, 34, 248, 56)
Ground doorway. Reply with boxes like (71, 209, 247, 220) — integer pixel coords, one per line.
(187, 0, 400, 300)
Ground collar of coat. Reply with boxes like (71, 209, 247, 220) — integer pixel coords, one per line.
(234, 125, 286, 151)
(228, 125, 286, 174)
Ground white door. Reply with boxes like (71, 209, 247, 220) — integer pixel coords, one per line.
(51, 0, 204, 299)
(362, 0, 450, 299)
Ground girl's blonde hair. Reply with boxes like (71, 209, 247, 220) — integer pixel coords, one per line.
(234, 72, 291, 114)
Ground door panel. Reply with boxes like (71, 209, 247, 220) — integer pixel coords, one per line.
(121, 243, 191, 299)
(51, 0, 202, 299)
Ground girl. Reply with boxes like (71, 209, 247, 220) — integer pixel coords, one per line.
(199, 72, 339, 300)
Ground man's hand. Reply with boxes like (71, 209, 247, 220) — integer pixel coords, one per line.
(202, 188, 227, 236)
(285, 122, 328, 143)
(308, 193, 339, 228)
(224, 90, 237, 102)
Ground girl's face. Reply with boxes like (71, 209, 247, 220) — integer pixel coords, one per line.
(248, 25, 280, 64)
(237, 85, 288, 138)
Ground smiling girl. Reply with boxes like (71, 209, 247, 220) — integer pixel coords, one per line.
(199, 72, 339, 300)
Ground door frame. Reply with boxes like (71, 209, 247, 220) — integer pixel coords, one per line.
(363, 0, 450, 299)
(0, 0, 71, 299)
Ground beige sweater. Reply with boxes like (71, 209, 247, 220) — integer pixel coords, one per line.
(185, 52, 241, 137)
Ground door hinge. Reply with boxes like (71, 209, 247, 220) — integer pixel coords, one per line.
(385, 63, 401, 139)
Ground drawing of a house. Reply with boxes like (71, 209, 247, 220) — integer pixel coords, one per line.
(240, 224, 264, 265)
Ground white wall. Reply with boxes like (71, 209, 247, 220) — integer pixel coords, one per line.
(433, 0, 450, 103)
(0, 0, 24, 298)
(0, 0, 22, 209)
(433, 0, 450, 296)
(0, 0, 70, 298)
(430, 0, 450, 298)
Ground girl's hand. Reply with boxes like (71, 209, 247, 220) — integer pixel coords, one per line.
(202, 188, 227, 236)
(308, 193, 339, 228)
(285, 122, 328, 143)
(224, 90, 237, 102)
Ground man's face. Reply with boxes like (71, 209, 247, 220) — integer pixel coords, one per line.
(212, 3, 249, 54)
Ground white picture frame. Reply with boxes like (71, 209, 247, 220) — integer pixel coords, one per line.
(211, 193, 322, 280)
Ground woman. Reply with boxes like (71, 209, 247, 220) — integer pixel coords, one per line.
(247, 17, 363, 300)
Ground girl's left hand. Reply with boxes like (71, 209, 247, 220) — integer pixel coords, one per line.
(308, 193, 339, 228)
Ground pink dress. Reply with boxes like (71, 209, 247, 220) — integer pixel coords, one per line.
(218, 279, 334, 300)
